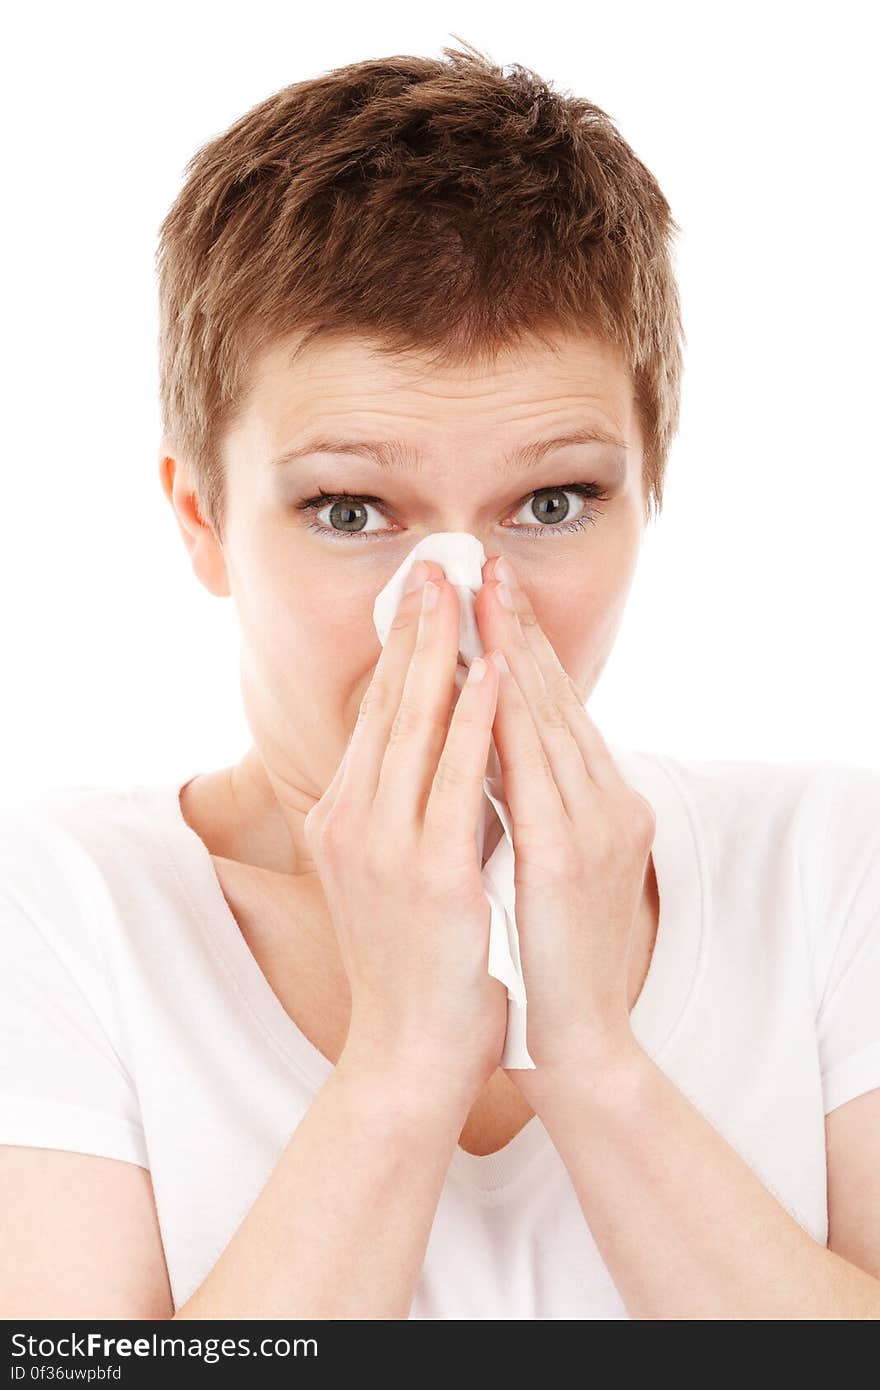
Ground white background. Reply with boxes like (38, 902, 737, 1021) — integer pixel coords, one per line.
(1, 1, 877, 803)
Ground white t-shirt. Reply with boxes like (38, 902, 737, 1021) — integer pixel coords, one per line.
(1, 745, 879, 1320)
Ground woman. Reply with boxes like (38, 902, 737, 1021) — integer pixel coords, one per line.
(2, 41, 879, 1321)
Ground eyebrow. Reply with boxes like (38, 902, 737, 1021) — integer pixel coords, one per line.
(269, 425, 629, 475)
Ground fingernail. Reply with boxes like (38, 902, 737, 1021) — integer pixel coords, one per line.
(404, 560, 430, 594)
(497, 583, 516, 610)
(421, 580, 439, 612)
(466, 656, 487, 684)
(491, 650, 510, 676)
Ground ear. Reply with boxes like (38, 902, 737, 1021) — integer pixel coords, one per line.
(158, 442, 230, 598)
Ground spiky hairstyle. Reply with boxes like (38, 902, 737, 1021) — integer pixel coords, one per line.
(156, 38, 685, 537)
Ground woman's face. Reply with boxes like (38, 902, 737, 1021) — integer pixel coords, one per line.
(164, 327, 648, 851)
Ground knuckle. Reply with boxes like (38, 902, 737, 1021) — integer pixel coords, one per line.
(448, 697, 480, 737)
(388, 603, 418, 635)
(534, 689, 569, 733)
(432, 872, 486, 919)
(356, 677, 389, 725)
(316, 805, 349, 852)
(388, 696, 450, 745)
(515, 821, 575, 869)
(602, 792, 655, 859)
(519, 741, 554, 780)
(432, 753, 469, 797)
(542, 835, 581, 875)
(500, 741, 554, 793)
(547, 667, 583, 710)
(516, 605, 540, 633)
(388, 696, 423, 744)
(628, 792, 657, 847)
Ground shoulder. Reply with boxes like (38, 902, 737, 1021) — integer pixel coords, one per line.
(0, 779, 180, 871)
(640, 746, 828, 816)
(617, 744, 832, 860)
(642, 749, 880, 1009)
(619, 744, 880, 930)
(629, 746, 879, 846)
(0, 781, 184, 969)
(796, 758, 880, 870)
(0, 787, 160, 1171)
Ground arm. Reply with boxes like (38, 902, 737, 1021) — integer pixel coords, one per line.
(0, 1146, 174, 1319)
(174, 564, 507, 1320)
(530, 1042, 880, 1320)
(1, 1053, 470, 1320)
(2, 560, 504, 1321)
(175, 1052, 471, 1320)
(468, 556, 880, 1317)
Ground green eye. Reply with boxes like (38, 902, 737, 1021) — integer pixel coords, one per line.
(294, 483, 609, 542)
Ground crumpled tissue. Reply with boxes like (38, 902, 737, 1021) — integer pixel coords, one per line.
(372, 531, 535, 1069)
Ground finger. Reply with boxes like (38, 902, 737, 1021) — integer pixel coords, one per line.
(335, 558, 446, 814)
(479, 558, 623, 792)
(373, 574, 462, 824)
(423, 650, 501, 851)
(479, 579, 597, 821)
(486, 640, 571, 837)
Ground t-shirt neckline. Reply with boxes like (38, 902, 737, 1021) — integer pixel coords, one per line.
(145, 742, 703, 1198)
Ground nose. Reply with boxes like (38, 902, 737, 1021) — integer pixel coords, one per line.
(415, 552, 505, 589)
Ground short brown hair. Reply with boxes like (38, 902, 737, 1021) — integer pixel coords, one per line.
(156, 37, 685, 539)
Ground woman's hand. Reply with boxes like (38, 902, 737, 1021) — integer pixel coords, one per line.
(473, 553, 655, 1087)
(304, 561, 509, 1107)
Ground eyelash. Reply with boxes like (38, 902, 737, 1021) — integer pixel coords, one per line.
(293, 483, 610, 543)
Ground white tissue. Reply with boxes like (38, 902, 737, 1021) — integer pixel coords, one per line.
(372, 532, 535, 1069)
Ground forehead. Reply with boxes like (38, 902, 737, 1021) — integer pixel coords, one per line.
(246, 328, 634, 425)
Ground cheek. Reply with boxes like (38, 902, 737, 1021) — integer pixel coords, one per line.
(228, 522, 387, 696)
(532, 556, 633, 680)
(246, 579, 382, 701)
